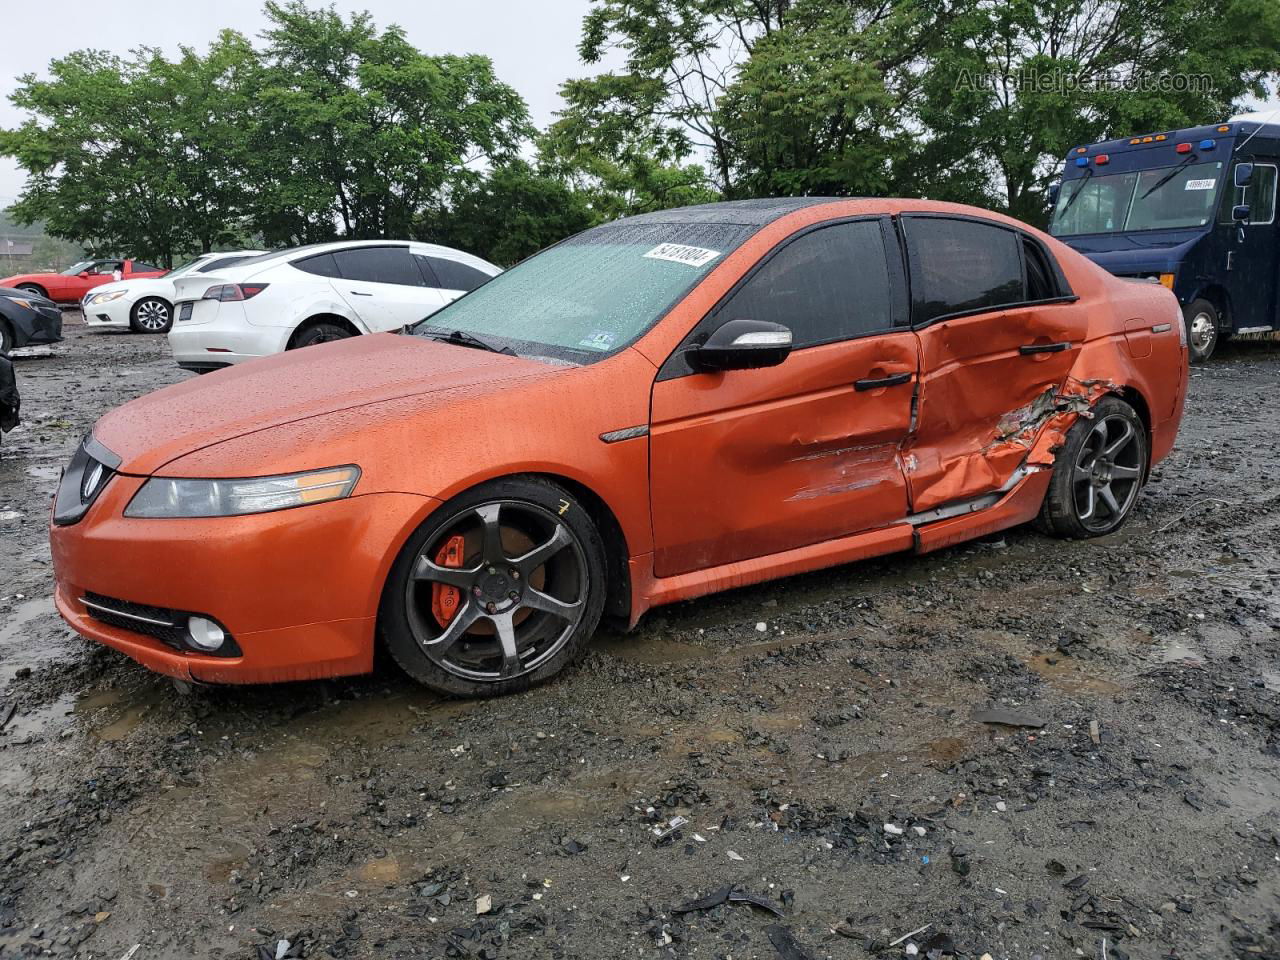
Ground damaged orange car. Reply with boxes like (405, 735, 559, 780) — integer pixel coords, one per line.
(50, 199, 1187, 696)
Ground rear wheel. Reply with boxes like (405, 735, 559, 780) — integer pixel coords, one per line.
(1182, 298, 1219, 362)
(16, 284, 45, 300)
(290, 322, 352, 349)
(1038, 396, 1147, 539)
(380, 477, 607, 697)
(130, 297, 172, 333)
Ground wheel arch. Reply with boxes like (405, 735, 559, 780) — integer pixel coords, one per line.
(16, 282, 47, 299)
(287, 313, 362, 349)
(394, 469, 635, 624)
(1189, 284, 1231, 330)
(1110, 384, 1153, 476)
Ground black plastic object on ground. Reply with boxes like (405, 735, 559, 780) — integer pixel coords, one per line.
(673, 885, 784, 917)
(766, 924, 817, 960)
(971, 708, 1046, 728)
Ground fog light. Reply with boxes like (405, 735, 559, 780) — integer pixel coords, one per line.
(187, 616, 226, 651)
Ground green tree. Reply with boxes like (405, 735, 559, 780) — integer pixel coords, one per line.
(417, 161, 598, 266)
(0, 33, 259, 266)
(249, 1, 533, 244)
(918, 0, 1280, 223)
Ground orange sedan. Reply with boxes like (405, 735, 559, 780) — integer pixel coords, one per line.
(50, 199, 1188, 696)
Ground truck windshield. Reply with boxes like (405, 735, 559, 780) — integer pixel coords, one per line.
(1050, 160, 1224, 236)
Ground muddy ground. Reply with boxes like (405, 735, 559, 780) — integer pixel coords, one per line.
(1, 316, 1278, 960)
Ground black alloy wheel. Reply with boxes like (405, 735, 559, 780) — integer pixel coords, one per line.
(381, 477, 607, 696)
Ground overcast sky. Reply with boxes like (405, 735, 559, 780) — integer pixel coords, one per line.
(0, 1, 1276, 212)
(0, 0, 610, 207)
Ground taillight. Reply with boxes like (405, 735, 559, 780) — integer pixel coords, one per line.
(202, 283, 270, 302)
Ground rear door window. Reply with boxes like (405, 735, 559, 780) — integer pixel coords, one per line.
(334, 247, 424, 286)
(426, 257, 490, 292)
(903, 217, 1024, 323)
(292, 252, 341, 278)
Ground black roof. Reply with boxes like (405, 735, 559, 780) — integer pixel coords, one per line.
(620, 197, 848, 227)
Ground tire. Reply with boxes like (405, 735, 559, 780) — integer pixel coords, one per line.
(130, 296, 173, 334)
(16, 284, 46, 300)
(380, 476, 608, 697)
(290, 322, 353, 349)
(0, 320, 12, 356)
(1182, 298, 1219, 362)
(1038, 396, 1148, 539)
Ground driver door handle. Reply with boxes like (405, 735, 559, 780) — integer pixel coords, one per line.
(349, 290, 373, 296)
(1019, 341, 1070, 355)
(854, 371, 913, 392)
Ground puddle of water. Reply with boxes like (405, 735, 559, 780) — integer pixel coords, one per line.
(1261, 671, 1280, 692)
(24, 463, 62, 486)
(75, 684, 170, 741)
(1024, 653, 1127, 696)
(0, 596, 68, 687)
(1, 692, 76, 741)
(1159, 636, 1204, 665)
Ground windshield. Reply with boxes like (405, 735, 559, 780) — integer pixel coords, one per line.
(60, 260, 93, 276)
(1050, 160, 1224, 236)
(410, 221, 752, 362)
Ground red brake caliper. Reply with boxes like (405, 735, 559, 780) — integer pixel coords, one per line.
(430, 534, 467, 626)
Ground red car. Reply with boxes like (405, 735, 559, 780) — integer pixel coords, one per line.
(1, 258, 166, 305)
(50, 199, 1187, 696)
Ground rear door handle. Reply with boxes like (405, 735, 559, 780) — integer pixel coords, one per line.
(349, 290, 373, 296)
(1019, 341, 1070, 355)
(854, 371, 913, 392)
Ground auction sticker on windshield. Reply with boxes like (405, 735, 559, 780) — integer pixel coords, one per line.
(643, 243, 722, 267)
(1185, 179, 1216, 191)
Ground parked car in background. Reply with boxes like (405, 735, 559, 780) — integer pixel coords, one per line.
(82, 250, 267, 334)
(0, 259, 167, 306)
(0, 286, 63, 355)
(51, 199, 1186, 696)
(167, 241, 500, 372)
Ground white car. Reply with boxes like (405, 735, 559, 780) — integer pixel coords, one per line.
(81, 250, 266, 334)
(167, 240, 500, 372)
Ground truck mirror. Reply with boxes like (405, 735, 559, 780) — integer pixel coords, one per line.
(1234, 163, 1254, 188)
(1232, 204, 1251, 223)
(1047, 183, 1060, 206)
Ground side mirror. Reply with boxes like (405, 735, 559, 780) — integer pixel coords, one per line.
(1234, 163, 1254, 188)
(694, 318, 792, 372)
(1047, 183, 1060, 206)
(77, 271, 90, 278)
(1232, 204, 1251, 223)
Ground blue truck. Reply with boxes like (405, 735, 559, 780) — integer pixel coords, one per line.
(1048, 115, 1279, 361)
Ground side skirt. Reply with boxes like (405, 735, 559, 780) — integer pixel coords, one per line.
(629, 468, 1051, 624)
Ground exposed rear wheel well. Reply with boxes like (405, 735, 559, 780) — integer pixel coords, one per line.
(287, 314, 360, 349)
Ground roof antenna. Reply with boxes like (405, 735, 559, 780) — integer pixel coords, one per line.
(1234, 100, 1280, 155)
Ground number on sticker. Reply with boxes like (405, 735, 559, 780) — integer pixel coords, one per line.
(643, 243, 722, 267)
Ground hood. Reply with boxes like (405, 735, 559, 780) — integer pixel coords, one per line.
(92, 332, 560, 475)
(1060, 229, 1203, 275)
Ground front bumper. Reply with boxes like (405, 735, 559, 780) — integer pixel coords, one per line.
(50, 470, 439, 683)
(9, 302, 63, 347)
(82, 296, 134, 327)
(169, 300, 286, 369)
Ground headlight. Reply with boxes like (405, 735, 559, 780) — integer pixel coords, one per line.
(4, 295, 37, 310)
(87, 290, 128, 305)
(124, 466, 360, 518)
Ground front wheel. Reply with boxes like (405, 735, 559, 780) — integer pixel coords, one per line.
(1038, 396, 1147, 539)
(1182, 298, 1219, 363)
(130, 297, 172, 333)
(380, 477, 608, 697)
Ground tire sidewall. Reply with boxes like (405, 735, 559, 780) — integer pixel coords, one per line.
(1182, 298, 1218, 363)
(0, 320, 11, 356)
(1043, 396, 1147, 539)
(17, 284, 44, 300)
(131, 297, 173, 334)
(380, 476, 608, 697)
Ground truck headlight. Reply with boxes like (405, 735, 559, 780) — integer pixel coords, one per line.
(124, 466, 360, 518)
